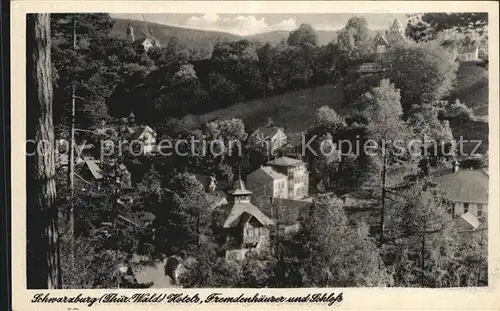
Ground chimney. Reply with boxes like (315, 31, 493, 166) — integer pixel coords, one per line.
(453, 160, 460, 173)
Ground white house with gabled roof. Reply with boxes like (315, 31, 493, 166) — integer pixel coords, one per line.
(432, 161, 488, 227)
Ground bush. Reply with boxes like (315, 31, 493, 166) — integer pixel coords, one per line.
(440, 99, 475, 120)
(343, 75, 382, 110)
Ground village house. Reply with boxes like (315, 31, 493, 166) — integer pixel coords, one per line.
(431, 161, 489, 230)
(246, 166, 288, 199)
(248, 125, 288, 159)
(196, 174, 229, 210)
(374, 19, 408, 54)
(127, 23, 161, 53)
(247, 156, 309, 201)
(220, 178, 274, 261)
(106, 112, 157, 156)
(126, 125, 157, 155)
(267, 156, 309, 200)
(357, 19, 407, 76)
(456, 45, 480, 62)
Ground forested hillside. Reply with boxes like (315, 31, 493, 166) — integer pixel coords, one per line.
(111, 18, 240, 50)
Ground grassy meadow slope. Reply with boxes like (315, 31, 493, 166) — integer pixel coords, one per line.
(449, 61, 489, 119)
(247, 29, 339, 46)
(448, 61, 489, 156)
(181, 84, 345, 133)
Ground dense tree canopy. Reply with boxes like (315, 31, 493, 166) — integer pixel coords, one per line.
(287, 23, 319, 47)
(381, 42, 459, 117)
(406, 13, 488, 42)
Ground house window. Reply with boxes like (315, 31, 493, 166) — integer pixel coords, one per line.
(377, 45, 386, 53)
(477, 204, 483, 217)
(464, 203, 469, 213)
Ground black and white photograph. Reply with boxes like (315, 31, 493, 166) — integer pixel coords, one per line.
(16, 1, 498, 301)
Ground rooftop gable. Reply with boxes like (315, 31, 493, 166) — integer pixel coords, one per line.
(432, 168, 488, 203)
(248, 166, 287, 181)
(374, 35, 390, 46)
(391, 19, 404, 29)
(253, 197, 312, 225)
(84, 158, 103, 179)
(223, 202, 274, 228)
(267, 156, 305, 167)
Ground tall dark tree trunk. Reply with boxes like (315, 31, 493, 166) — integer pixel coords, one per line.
(26, 13, 62, 289)
(263, 71, 268, 98)
(420, 222, 426, 287)
(67, 13, 77, 279)
(379, 149, 387, 246)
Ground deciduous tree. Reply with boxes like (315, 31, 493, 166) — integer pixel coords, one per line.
(382, 42, 459, 117)
(287, 23, 318, 47)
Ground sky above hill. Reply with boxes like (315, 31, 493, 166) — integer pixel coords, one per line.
(111, 13, 408, 36)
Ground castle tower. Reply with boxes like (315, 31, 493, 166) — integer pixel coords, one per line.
(390, 19, 405, 35)
(127, 22, 135, 42)
(128, 111, 135, 124)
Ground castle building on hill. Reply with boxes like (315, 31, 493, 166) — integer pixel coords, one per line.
(126, 23, 161, 52)
(127, 22, 135, 42)
(374, 19, 408, 54)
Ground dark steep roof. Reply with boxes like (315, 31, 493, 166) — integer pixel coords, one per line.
(432, 168, 488, 203)
(385, 31, 407, 46)
(253, 196, 312, 225)
(248, 166, 287, 181)
(84, 158, 103, 179)
(374, 35, 389, 46)
(267, 156, 304, 167)
(223, 201, 274, 228)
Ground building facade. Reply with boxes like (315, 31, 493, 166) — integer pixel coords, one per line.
(246, 166, 288, 199)
(267, 156, 309, 200)
(246, 156, 309, 201)
(457, 45, 480, 61)
(222, 179, 274, 261)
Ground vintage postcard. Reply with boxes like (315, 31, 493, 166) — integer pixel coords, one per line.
(10, 1, 500, 310)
